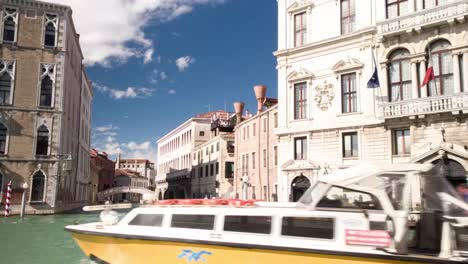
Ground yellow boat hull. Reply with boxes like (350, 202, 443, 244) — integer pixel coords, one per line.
(69, 232, 442, 264)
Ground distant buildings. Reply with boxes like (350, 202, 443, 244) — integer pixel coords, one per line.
(90, 149, 115, 203)
(156, 111, 222, 199)
(0, 0, 92, 213)
(192, 111, 236, 198)
(113, 169, 148, 203)
(115, 157, 156, 187)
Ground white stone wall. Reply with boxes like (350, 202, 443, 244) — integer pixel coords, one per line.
(276, 0, 468, 202)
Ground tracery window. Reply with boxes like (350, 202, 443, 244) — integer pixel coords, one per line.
(39, 64, 55, 107)
(2, 8, 17, 42)
(44, 14, 58, 47)
(0, 122, 7, 155)
(36, 125, 49, 156)
(0, 60, 14, 105)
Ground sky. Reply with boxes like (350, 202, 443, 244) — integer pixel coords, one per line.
(49, 0, 278, 162)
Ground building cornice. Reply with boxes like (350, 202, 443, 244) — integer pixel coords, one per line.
(3, 0, 71, 14)
(156, 117, 211, 144)
(274, 27, 376, 58)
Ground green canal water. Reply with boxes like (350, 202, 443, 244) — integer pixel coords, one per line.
(0, 211, 110, 264)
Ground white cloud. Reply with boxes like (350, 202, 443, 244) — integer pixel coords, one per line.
(47, 0, 225, 66)
(160, 71, 168, 80)
(168, 89, 177, 94)
(92, 125, 157, 161)
(156, 56, 162, 63)
(94, 82, 154, 99)
(143, 48, 154, 64)
(175, 56, 195, 71)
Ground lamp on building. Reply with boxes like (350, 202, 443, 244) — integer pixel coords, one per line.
(20, 182, 29, 219)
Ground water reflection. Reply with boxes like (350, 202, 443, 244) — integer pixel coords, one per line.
(0, 211, 126, 264)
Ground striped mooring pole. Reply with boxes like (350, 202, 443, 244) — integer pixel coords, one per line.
(4, 181, 12, 217)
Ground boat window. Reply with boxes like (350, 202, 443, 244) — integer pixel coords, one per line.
(171, 214, 215, 230)
(128, 214, 164, 226)
(317, 186, 382, 210)
(282, 217, 334, 239)
(223, 216, 271, 234)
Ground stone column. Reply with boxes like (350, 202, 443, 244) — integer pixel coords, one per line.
(411, 61, 419, 99)
(416, 0, 424, 11)
(453, 53, 461, 93)
(419, 60, 428, 97)
(463, 52, 468, 92)
(380, 64, 389, 102)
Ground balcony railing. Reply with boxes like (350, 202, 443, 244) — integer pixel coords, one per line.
(379, 92, 468, 119)
(377, 1, 468, 35)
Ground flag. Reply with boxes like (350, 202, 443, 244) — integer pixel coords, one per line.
(367, 65, 380, 88)
(420, 66, 434, 88)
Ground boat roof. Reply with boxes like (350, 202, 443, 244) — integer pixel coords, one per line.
(318, 163, 433, 187)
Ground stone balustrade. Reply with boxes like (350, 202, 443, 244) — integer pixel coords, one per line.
(379, 92, 468, 119)
(377, 1, 468, 35)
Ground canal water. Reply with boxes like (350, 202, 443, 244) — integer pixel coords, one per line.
(0, 211, 113, 264)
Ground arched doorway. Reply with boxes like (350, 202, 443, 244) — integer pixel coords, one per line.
(291, 175, 311, 202)
(31, 171, 46, 202)
(432, 158, 467, 188)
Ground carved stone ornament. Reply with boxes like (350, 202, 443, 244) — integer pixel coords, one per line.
(332, 57, 364, 73)
(314, 81, 334, 111)
(281, 159, 319, 171)
(287, 0, 314, 14)
(0, 60, 15, 79)
(288, 67, 314, 87)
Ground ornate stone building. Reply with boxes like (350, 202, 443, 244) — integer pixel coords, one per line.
(0, 0, 92, 213)
(275, 0, 468, 202)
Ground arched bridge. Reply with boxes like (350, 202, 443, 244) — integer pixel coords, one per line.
(97, 186, 156, 201)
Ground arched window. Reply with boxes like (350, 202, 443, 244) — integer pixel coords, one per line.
(0, 122, 7, 155)
(0, 72, 11, 105)
(36, 125, 49, 156)
(388, 49, 412, 102)
(428, 40, 453, 96)
(31, 171, 45, 202)
(3, 12, 16, 42)
(40, 76, 53, 107)
(44, 22, 56, 47)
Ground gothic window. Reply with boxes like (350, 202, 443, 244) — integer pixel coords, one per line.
(294, 82, 307, 120)
(44, 14, 58, 47)
(388, 49, 412, 102)
(0, 122, 7, 155)
(36, 125, 49, 156)
(341, 72, 357, 113)
(294, 12, 307, 47)
(31, 171, 45, 202)
(428, 40, 453, 96)
(2, 8, 17, 42)
(0, 60, 14, 105)
(340, 0, 355, 34)
(39, 64, 55, 107)
(386, 0, 408, 18)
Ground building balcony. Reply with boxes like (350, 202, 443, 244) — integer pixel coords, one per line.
(379, 92, 468, 119)
(377, 1, 468, 36)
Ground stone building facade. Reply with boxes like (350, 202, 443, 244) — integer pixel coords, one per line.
(90, 149, 115, 203)
(115, 157, 156, 187)
(0, 0, 92, 213)
(234, 100, 279, 201)
(191, 112, 235, 198)
(156, 113, 212, 199)
(275, 0, 468, 202)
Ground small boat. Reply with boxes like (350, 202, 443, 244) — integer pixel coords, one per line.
(66, 163, 468, 264)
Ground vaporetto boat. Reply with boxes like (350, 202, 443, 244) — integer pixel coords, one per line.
(66, 163, 468, 264)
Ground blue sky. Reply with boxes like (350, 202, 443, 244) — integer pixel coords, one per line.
(51, 0, 277, 161)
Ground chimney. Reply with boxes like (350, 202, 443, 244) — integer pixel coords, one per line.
(254, 85, 267, 114)
(233, 101, 245, 125)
